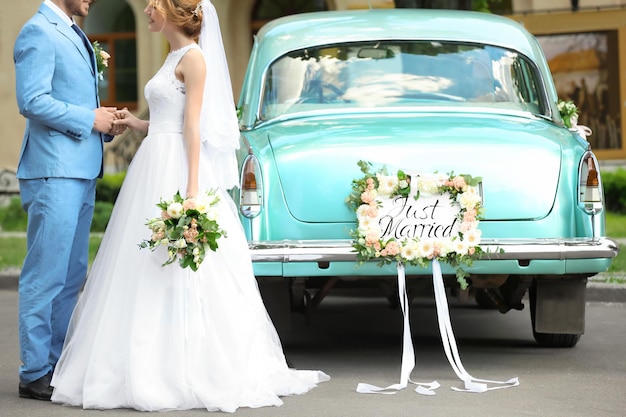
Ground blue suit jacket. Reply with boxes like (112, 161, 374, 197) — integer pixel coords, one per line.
(14, 3, 112, 180)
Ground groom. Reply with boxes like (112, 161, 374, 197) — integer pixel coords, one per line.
(13, 0, 122, 400)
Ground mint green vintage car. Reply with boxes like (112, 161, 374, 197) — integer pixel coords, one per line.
(234, 9, 619, 347)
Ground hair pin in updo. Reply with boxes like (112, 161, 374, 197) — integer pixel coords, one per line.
(192, 1, 202, 16)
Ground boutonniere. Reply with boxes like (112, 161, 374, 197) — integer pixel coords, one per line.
(92, 41, 110, 81)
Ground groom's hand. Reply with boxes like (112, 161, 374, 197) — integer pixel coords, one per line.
(108, 108, 128, 136)
(93, 107, 117, 134)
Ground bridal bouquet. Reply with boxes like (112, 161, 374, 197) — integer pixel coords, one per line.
(139, 190, 226, 271)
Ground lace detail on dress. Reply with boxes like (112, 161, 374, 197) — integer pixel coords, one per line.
(145, 44, 198, 135)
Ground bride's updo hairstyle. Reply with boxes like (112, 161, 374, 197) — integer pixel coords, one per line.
(150, 0, 203, 38)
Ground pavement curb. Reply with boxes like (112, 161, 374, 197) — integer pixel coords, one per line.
(1, 271, 624, 302)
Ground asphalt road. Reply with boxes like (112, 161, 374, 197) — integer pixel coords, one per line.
(1, 288, 626, 417)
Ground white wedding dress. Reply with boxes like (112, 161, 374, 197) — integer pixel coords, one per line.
(51, 44, 329, 412)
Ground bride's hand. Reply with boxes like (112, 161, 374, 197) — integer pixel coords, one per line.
(113, 107, 149, 135)
(185, 186, 198, 199)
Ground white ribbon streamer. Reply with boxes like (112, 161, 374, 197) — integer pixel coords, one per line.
(356, 260, 519, 395)
(572, 124, 592, 140)
(356, 263, 440, 395)
(431, 259, 519, 392)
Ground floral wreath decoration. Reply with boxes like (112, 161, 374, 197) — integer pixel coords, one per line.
(346, 160, 485, 289)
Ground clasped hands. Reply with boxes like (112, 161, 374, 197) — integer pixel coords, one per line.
(94, 107, 129, 136)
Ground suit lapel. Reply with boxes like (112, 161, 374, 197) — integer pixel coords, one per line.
(39, 4, 96, 76)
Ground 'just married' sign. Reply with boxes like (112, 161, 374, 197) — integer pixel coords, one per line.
(377, 192, 461, 241)
(347, 161, 484, 289)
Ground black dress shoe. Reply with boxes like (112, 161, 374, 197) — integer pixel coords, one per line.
(18, 372, 53, 401)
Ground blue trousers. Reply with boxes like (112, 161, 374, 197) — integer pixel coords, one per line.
(18, 177, 96, 384)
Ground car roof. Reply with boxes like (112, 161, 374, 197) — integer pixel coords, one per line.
(239, 8, 559, 128)
(255, 9, 544, 61)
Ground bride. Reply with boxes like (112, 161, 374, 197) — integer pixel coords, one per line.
(50, 0, 329, 412)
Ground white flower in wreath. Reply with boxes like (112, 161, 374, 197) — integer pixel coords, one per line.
(436, 237, 453, 257)
(417, 173, 446, 195)
(356, 204, 370, 218)
(457, 186, 481, 210)
(463, 228, 482, 247)
(451, 239, 470, 256)
(401, 240, 419, 261)
(358, 216, 380, 235)
(376, 173, 398, 197)
(417, 239, 436, 259)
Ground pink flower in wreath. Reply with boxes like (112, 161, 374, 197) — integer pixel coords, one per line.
(431, 240, 444, 258)
(366, 177, 375, 190)
(365, 231, 380, 248)
(382, 240, 400, 256)
(361, 189, 377, 204)
(460, 220, 478, 233)
(452, 175, 467, 191)
(365, 203, 378, 218)
(463, 208, 477, 222)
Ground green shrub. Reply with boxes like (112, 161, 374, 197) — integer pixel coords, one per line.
(91, 201, 114, 232)
(96, 171, 126, 203)
(0, 197, 28, 231)
(602, 168, 626, 213)
(0, 197, 112, 233)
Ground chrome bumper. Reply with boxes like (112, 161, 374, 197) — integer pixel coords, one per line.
(248, 237, 620, 262)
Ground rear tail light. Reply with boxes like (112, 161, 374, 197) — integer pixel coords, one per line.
(578, 151, 603, 214)
(240, 155, 262, 218)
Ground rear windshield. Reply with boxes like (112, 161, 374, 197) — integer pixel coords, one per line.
(260, 41, 547, 120)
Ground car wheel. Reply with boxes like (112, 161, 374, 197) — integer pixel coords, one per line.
(529, 285, 581, 348)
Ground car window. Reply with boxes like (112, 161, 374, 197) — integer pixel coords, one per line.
(260, 41, 547, 120)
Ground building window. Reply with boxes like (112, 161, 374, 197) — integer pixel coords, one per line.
(84, 0, 138, 109)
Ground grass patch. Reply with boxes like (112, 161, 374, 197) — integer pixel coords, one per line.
(0, 236, 103, 271)
(604, 212, 625, 274)
(606, 211, 626, 238)
(606, 248, 626, 274)
(593, 275, 626, 284)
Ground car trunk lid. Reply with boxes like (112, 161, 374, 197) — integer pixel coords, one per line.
(266, 112, 566, 223)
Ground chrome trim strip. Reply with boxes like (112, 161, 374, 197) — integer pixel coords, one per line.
(248, 238, 620, 262)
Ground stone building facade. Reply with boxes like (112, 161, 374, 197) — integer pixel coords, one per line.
(1, 0, 625, 189)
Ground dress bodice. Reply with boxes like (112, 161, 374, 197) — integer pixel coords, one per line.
(144, 43, 199, 136)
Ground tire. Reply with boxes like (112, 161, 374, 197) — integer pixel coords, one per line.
(529, 285, 581, 348)
(532, 331, 581, 348)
